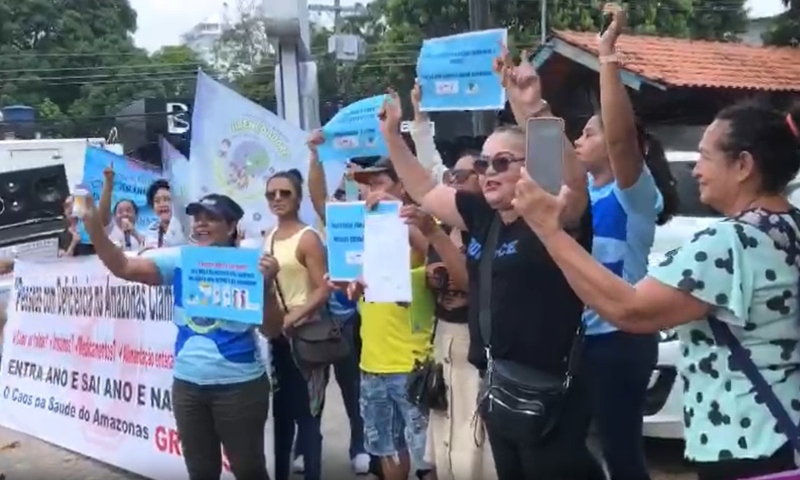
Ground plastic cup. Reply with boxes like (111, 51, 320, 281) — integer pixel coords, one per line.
(72, 186, 90, 218)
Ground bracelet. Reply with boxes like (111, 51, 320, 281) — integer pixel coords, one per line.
(599, 54, 620, 65)
(530, 100, 551, 118)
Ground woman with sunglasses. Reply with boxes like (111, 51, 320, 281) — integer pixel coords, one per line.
(82, 191, 276, 480)
(408, 82, 496, 480)
(263, 169, 330, 480)
(377, 78, 603, 479)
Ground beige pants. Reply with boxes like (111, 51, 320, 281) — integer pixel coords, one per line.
(424, 321, 496, 480)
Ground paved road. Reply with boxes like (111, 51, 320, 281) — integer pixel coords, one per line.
(0, 382, 695, 479)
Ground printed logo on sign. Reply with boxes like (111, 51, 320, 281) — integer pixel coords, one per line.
(334, 136, 360, 149)
(435, 80, 459, 95)
(345, 251, 362, 265)
(466, 82, 479, 94)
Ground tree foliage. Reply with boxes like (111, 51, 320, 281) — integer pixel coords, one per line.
(0, 0, 206, 136)
(763, 0, 800, 46)
(218, 0, 751, 110)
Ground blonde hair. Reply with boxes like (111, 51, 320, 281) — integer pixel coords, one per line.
(486, 124, 525, 154)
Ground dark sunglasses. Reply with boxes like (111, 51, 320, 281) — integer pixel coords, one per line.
(333, 188, 346, 201)
(473, 155, 525, 175)
(266, 188, 293, 201)
(447, 169, 476, 185)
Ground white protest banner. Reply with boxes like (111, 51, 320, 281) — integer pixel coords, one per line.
(0, 257, 235, 480)
(190, 71, 346, 237)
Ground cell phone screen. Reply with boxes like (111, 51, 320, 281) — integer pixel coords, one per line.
(525, 118, 565, 195)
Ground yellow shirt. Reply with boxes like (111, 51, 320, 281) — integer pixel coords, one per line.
(359, 265, 435, 374)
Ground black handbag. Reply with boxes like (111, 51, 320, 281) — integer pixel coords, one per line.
(270, 233, 350, 368)
(407, 318, 448, 412)
(476, 215, 584, 444)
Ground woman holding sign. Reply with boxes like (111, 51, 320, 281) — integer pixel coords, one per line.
(408, 82, 496, 480)
(377, 73, 602, 480)
(81, 191, 278, 480)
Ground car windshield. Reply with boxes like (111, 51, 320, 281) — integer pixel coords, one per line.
(669, 161, 721, 218)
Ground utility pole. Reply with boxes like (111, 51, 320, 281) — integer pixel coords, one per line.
(468, 0, 494, 136)
(541, 0, 547, 43)
(309, 2, 365, 107)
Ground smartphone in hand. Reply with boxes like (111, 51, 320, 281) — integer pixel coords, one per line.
(525, 117, 565, 195)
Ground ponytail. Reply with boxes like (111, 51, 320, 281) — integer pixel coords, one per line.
(637, 125, 679, 225)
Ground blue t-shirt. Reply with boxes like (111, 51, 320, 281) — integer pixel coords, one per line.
(584, 168, 663, 335)
(329, 290, 357, 320)
(151, 248, 266, 385)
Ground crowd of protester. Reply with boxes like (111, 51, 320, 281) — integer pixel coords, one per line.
(3, 7, 800, 480)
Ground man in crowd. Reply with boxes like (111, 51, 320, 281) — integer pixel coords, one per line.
(349, 158, 436, 480)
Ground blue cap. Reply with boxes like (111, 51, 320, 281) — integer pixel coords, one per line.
(185, 194, 244, 222)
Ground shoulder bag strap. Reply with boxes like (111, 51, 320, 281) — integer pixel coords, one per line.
(707, 209, 800, 452)
(708, 318, 800, 452)
(269, 232, 290, 314)
(478, 215, 502, 359)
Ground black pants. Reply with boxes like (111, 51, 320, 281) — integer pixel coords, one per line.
(485, 372, 606, 480)
(584, 331, 658, 480)
(694, 442, 796, 480)
(172, 374, 271, 480)
(272, 337, 323, 480)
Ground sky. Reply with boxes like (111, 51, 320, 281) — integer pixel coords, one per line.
(130, 0, 788, 52)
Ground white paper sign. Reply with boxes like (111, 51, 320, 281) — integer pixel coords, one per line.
(363, 212, 411, 303)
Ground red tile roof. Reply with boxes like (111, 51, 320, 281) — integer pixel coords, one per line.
(551, 30, 800, 91)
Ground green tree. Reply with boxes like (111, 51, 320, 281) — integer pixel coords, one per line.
(0, 0, 203, 136)
(763, 0, 799, 46)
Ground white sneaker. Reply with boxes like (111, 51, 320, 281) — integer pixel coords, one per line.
(292, 455, 305, 474)
(352, 453, 370, 475)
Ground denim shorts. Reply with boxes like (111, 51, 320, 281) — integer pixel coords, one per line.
(359, 372, 430, 469)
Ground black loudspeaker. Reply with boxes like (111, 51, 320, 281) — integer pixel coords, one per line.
(0, 164, 69, 228)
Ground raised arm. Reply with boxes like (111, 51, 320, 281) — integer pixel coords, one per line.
(598, 6, 643, 189)
(409, 82, 447, 184)
(403, 205, 469, 291)
(497, 49, 588, 228)
(99, 165, 114, 229)
(306, 131, 328, 222)
(378, 92, 467, 231)
(83, 195, 163, 285)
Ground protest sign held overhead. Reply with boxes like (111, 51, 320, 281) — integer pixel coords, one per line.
(80, 147, 161, 243)
(318, 94, 389, 163)
(417, 28, 507, 112)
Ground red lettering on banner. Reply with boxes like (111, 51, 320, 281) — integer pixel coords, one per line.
(154, 426, 231, 472)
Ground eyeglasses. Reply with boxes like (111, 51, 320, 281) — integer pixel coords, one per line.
(473, 155, 525, 175)
(266, 189, 293, 201)
(447, 169, 476, 185)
